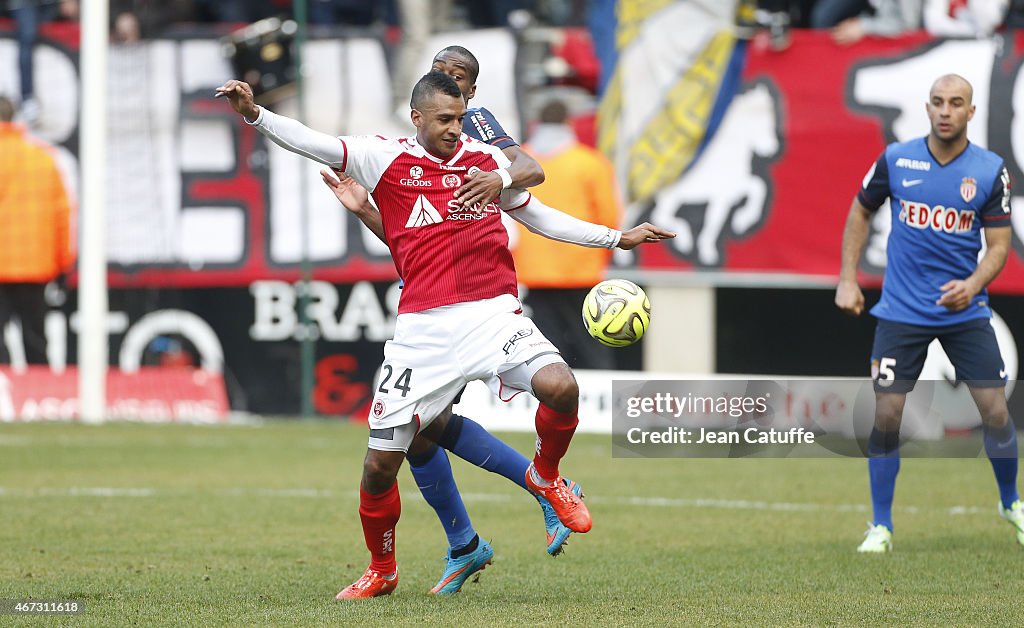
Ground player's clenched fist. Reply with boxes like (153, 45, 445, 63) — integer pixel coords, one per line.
(214, 80, 260, 122)
(834, 280, 864, 316)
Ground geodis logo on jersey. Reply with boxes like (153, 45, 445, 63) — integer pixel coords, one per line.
(401, 165, 432, 187)
(898, 199, 974, 233)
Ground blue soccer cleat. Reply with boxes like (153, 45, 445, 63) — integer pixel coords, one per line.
(536, 478, 584, 556)
(430, 538, 494, 595)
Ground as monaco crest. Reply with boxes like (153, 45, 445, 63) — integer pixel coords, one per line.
(960, 177, 977, 203)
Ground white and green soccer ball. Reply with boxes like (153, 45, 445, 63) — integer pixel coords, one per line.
(581, 279, 651, 347)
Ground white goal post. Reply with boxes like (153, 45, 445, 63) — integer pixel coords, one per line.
(77, 0, 109, 423)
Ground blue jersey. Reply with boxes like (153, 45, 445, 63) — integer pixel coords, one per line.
(858, 137, 1011, 326)
(463, 107, 518, 150)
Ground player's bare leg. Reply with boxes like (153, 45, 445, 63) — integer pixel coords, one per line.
(524, 363, 591, 533)
(337, 449, 405, 599)
(970, 386, 1024, 545)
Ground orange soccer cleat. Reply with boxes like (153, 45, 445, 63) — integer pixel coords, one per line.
(335, 567, 399, 599)
(525, 464, 592, 533)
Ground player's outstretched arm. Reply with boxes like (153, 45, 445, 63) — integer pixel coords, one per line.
(455, 145, 544, 210)
(215, 80, 346, 170)
(616, 223, 676, 250)
(937, 225, 1011, 312)
(320, 169, 386, 244)
(835, 198, 871, 316)
(506, 195, 674, 249)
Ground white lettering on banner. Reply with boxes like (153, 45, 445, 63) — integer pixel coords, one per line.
(646, 83, 781, 268)
(118, 310, 224, 372)
(0, 367, 229, 423)
(250, 281, 297, 341)
(249, 280, 397, 342)
(0, 33, 519, 270)
(0, 372, 14, 420)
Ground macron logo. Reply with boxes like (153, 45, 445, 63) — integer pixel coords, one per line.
(406, 194, 444, 228)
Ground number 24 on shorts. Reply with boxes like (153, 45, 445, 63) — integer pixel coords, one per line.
(378, 365, 413, 397)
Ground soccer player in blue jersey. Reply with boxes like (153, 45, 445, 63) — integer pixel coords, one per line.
(835, 74, 1023, 553)
(325, 45, 582, 593)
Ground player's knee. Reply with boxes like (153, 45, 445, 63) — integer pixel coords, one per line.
(361, 451, 401, 493)
(535, 364, 579, 412)
(980, 404, 1010, 428)
(873, 406, 903, 432)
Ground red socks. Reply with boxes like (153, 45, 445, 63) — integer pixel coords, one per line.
(533, 403, 579, 481)
(359, 482, 400, 575)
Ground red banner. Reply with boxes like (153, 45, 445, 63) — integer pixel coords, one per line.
(628, 31, 1024, 293)
(0, 366, 229, 422)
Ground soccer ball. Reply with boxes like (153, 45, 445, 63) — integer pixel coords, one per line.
(581, 279, 651, 347)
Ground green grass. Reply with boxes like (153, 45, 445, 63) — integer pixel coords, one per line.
(1, 421, 1022, 626)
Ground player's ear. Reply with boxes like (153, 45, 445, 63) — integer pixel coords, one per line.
(467, 83, 477, 101)
(411, 108, 422, 129)
(967, 104, 976, 122)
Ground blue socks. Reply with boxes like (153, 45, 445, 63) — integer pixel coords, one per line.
(407, 414, 537, 552)
(867, 427, 900, 532)
(437, 414, 530, 490)
(407, 445, 476, 551)
(983, 420, 1019, 510)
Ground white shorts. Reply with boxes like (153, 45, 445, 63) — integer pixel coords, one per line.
(365, 293, 565, 452)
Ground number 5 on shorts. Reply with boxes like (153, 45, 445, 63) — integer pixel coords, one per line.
(877, 357, 896, 387)
(378, 365, 413, 397)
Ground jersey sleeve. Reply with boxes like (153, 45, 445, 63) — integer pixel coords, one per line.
(248, 107, 346, 168)
(856, 152, 890, 212)
(506, 195, 621, 248)
(979, 163, 1012, 228)
(464, 107, 518, 150)
(338, 134, 396, 193)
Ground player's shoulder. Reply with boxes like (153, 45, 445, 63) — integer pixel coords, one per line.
(884, 137, 931, 171)
(885, 136, 928, 157)
(345, 133, 404, 149)
(965, 142, 1005, 171)
(459, 134, 502, 157)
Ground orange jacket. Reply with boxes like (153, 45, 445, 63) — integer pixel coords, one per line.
(0, 123, 75, 282)
(514, 140, 622, 288)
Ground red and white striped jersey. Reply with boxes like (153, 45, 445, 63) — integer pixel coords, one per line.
(340, 134, 530, 314)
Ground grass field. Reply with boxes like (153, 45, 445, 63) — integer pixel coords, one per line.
(1, 421, 1023, 626)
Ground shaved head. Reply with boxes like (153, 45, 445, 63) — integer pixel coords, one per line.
(925, 73, 976, 153)
(930, 74, 973, 104)
(410, 71, 463, 111)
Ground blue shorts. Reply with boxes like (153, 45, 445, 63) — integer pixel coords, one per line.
(870, 318, 1006, 393)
